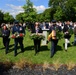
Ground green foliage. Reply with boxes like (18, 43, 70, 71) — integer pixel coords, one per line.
(0, 28, 2, 37)
(41, 8, 51, 22)
(55, 28, 63, 39)
(16, 13, 24, 23)
(54, 6, 64, 21)
(0, 30, 76, 64)
(4, 12, 14, 23)
(56, 31, 63, 39)
(68, 28, 74, 35)
(0, 10, 4, 24)
(36, 13, 44, 22)
(22, 0, 37, 22)
(30, 33, 45, 40)
(48, 0, 76, 21)
(0, 10, 14, 24)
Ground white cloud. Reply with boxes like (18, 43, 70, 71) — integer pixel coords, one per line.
(6, 4, 24, 12)
(33, 5, 46, 13)
(3, 4, 47, 17)
(5, 4, 24, 17)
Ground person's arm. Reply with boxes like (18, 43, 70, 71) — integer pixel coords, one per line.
(23, 27, 25, 35)
(49, 26, 52, 34)
(7, 30, 10, 37)
(39, 27, 42, 33)
(12, 26, 15, 34)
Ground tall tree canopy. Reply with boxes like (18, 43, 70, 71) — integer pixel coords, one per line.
(0, 10, 4, 25)
(22, 0, 37, 22)
(48, 0, 76, 21)
(4, 12, 14, 23)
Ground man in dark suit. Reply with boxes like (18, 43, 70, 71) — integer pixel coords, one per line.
(12, 21, 25, 56)
(2, 24, 10, 54)
(31, 22, 42, 55)
(49, 20, 61, 58)
(63, 21, 71, 50)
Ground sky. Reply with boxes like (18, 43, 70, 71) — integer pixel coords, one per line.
(0, 0, 49, 17)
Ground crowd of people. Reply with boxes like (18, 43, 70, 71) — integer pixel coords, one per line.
(0, 20, 76, 57)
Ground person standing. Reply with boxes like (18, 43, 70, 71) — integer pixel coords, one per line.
(31, 22, 42, 55)
(63, 21, 71, 51)
(72, 22, 76, 45)
(48, 20, 61, 58)
(12, 21, 25, 56)
(2, 24, 10, 54)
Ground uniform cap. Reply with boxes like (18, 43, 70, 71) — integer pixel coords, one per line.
(51, 20, 56, 23)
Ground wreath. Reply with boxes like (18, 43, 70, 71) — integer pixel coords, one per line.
(9, 32, 24, 39)
(55, 28, 63, 39)
(30, 33, 45, 40)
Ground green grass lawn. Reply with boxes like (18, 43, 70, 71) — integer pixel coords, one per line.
(0, 30, 76, 64)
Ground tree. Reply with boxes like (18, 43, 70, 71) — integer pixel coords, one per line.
(22, 0, 37, 22)
(49, 0, 67, 10)
(36, 8, 55, 22)
(64, 0, 76, 21)
(42, 8, 51, 22)
(0, 10, 4, 25)
(36, 13, 44, 22)
(4, 12, 14, 23)
(16, 13, 24, 23)
(48, 0, 76, 21)
(54, 6, 64, 21)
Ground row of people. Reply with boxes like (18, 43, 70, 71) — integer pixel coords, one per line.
(0, 21, 42, 56)
(0, 20, 76, 57)
(1, 21, 25, 56)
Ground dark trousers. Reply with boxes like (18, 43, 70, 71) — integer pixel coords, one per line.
(50, 39, 58, 57)
(73, 34, 76, 45)
(14, 38, 24, 56)
(3, 37, 10, 54)
(33, 39, 41, 55)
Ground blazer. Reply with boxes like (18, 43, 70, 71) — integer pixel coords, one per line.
(12, 25, 25, 34)
(49, 24, 61, 34)
(31, 26, 42, 33)
(2, 29, 10, 38)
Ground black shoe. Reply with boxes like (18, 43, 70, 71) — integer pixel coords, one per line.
(50, 55, 53, 58)
(67, 43, 71, 47)
(14, 53, 17, 56)
(47, 40, 49, 44)
(21, 50, 24, 53)
(65, 49, 67, 52)
(5, 52, 8, 54)
(34, 52, 38, 56)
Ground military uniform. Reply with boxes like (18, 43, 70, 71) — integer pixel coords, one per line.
(49, 20, 61, 58)
(12, 22, 25, 56)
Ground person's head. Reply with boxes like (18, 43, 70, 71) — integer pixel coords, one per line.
(14, 20, 19, 26)
(51, 20, 56, 25)
(19, 22, 23, 26)
(66, 21, 70, 25)
(3, 25, 7, 30)
(35, 22, 39, 27)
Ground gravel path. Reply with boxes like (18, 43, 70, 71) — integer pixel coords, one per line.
(0, 64, 76, 75)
